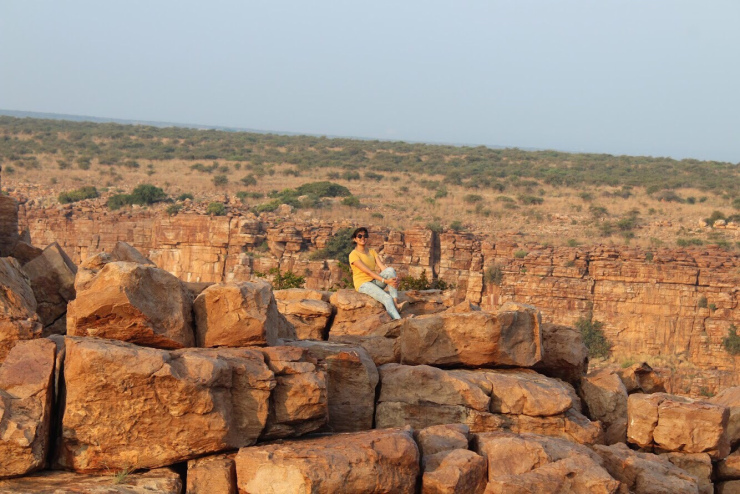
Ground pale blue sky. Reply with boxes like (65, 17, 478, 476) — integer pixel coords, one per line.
(1, 1, 739, 162)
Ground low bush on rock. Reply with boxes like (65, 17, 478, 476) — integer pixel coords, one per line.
(576, 310, 611, 359)
(723, 324, 740, 355)
(58, 186, 99, 204)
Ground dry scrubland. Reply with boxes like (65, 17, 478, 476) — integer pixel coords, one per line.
(2, 116, 740, 250)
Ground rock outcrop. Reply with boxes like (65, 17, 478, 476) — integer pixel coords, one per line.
(18, 209, 740, 390)
(194, 281, 292, 347)
(0, 339, 56, 479)
(67, 261, 195, 349)
(274, 288, 333, 340)
(234, 428, 420, 493)
(57, 337, 276, 472)
(0, 257, 42, 363)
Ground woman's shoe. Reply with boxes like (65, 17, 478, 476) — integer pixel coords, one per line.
(396, 300, 409, 313)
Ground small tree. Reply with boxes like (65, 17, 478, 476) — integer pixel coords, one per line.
(723, 325, 740, 355)
(576, 309, 611, 359)
(207, 202, 226, 216)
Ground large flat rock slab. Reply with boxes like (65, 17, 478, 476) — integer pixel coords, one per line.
(0, 468, 182, 493)
(235, 428, 420, 493)
(475, 432, 619, 493)
(594, 442, 700, 494)
(711, 386, 740, 447)
(67, 261, 194, 349)
(376, 364, 601, 444)
(628, 392, 730, 458)
(580, 368, 628, 444)
(57, 337, 275, 473)
(0, 338, 56, 479)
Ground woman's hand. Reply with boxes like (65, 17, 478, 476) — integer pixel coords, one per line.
(384, 276, 399, 289)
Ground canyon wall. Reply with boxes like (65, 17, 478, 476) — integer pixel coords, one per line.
(18, 205, 739, 391)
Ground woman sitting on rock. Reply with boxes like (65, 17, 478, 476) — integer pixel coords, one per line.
(348, 227, 406, 320)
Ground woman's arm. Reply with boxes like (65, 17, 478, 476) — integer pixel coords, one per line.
(371, 252, 398, 288)
(351, 258, 386, 283)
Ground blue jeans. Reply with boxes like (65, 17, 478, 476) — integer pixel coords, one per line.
(358, 267, 401, 320)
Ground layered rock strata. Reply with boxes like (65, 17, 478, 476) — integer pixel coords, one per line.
(19, 209, 739, 390)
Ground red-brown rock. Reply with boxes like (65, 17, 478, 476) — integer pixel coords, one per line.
(194, 281, 294, 347)
(57, 337, 275, 472)
(0, 257, 42, 363)
(286, 340, 379, 432)
(0, 468, 182, 493)
(21, 242, 77, 332)
(235, 428, 420, 493)
(67, 261, 194, 349)
(0, 338, 56, 479)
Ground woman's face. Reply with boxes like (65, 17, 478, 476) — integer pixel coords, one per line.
(354, 232, 368, 247)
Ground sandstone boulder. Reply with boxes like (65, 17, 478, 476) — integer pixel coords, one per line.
(0, 468, 182, 493)
(187, 454, 236, 494)
(57, 337, 275, 472)
(718, 480, 740, 494)
(533, 323, 588, 385)
(73, 242, 154, 292)
(711, 387, 740, 447)
(328, 316, 402, 365)
(404, 289, 456, 315)
(194, 281, 294, 347)
(21, 242, 77, 332)
(628, 393, 730, 458)
(376, 364, 601, 443)
(400, 307, 542, 367)
(594, 442, 700, 494)
(475, 432, 619, 493)
(286, 340, 379, 432)
(422, 449, 487, 494)
(328, 289, 390, 334)
(67, 261, 194, 349)
(274, 288, 333, 340)
(663, 452, 713, 494)
(717, 449, 740, 480)
(0, 257, 42, 363)
(415, 424, 471, 457)
(111, 241, 156, 265)
(580, 368, 628, 444)
(618, 362, 666, 394)
(0, 338, 56, 479)
(257, 346, 327, 439)
(11, 240, 42, 265)
(235, 428, 420, 493)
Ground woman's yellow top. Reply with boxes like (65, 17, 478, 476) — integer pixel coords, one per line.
(348, 248, 377, 289)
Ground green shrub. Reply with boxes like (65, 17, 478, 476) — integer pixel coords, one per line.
(723, 325, 740, 355)
(704, 210, 726, 226)
(58, 186, 99, 204)
(371, 212, 384, 219)
(518, 194, 544, 205)
(434, 188, 448, 199)
(576, 311, 611, 359)
(342, 196, 361, 208)
(514, 250, 528, 259)
(309, 227, 354, 261)
(567, 239, 580, 247)
(213, 174, 228, 187)
(365, 172, 384, 182)
(253, 199, 281, 213)
(464, 194, 483, 203)
(266, 267, 305, 289)
(450, 221, 464, 232)
(645, 251, 654, 262)
(206, 202, 226, 216)
(342, 171, 361, 181)
(484, 264, 504, 286)
(698, 296, 708, 308)
(166, 204, 182, 216)
(107, 194, 132, 210)
(677, 237, 703, 247)
(130, 184, 167, 205)
(295, 181, 350, 197)
(177, 192, 194, 201)
(240, 174, 257, 186)
(427, 222, 443, 234)
(399, 269, 451, 291)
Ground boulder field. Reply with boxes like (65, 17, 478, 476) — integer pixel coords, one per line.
(1, 236, 739, 491)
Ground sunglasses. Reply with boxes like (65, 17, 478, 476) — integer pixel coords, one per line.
(355, 234, 368, 239)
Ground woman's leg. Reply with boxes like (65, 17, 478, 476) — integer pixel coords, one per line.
(375, 267, 399, 300)
(358, 281, 401, 320)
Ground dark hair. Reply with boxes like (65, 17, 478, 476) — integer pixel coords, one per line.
(351, 227, 368, 239)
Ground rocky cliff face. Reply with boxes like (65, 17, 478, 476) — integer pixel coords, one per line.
(18, 206, 739, 390)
